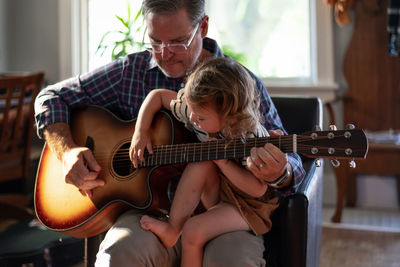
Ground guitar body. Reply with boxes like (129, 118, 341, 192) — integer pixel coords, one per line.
(34, 106, 194, 238)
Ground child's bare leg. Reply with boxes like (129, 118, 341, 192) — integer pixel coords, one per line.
(180, 202, 249, 267)
(140, 161, 220, 248)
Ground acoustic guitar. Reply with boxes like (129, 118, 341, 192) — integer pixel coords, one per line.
(34, 106, 368, 238)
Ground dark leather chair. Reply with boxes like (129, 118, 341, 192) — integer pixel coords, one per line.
(263, 96, 323, 267)
(85, 96, 324, 267)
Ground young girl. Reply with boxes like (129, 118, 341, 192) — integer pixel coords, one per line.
(130, 57, 279, 267)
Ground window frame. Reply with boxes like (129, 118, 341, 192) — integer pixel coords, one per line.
(59, 0, 337, 101)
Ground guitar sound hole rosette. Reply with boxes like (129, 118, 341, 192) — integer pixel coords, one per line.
(110, 140, 136, 180)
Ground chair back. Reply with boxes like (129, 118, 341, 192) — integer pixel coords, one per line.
(267, 95, 323, 267)
(0, 72, 44, 183)
(271, 96, 323, 135)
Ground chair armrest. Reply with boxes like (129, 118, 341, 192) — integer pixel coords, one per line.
(264, 158, 323, 267)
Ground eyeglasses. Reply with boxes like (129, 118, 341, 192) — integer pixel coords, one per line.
(142, 23, 200, 54)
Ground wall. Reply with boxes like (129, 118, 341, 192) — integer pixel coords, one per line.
(0, 0, 7, 71)
(2, 0, 59, 83)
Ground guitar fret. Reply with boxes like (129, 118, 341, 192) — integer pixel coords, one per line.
(164, 145, 167, 164)
(215, 140, 218, 160)
(233, 139, 236, 158)
(175, 145, 178, 164)
(200, 142, 203, 161)
(207, 142, 210, 160)
(278, 136, 281, 149)
(169, 144, 171, 164)
(193, 144, 196, 162)
(224, 142, 227, 159)
(158, 146, 161, 165)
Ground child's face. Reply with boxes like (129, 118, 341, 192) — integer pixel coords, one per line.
(188, 104, 224, 134)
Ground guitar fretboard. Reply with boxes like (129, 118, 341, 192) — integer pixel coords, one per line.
(139, 135, 296, 167)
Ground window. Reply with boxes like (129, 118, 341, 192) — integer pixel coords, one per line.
(207, 0, 311, 81)
(61, 0, 336, 98)
(87, 0, 144, 70)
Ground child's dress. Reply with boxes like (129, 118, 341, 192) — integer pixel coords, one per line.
(170, 89, 279, 235)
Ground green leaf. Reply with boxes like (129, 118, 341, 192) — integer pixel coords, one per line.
(96, 1, 144, 60)
(115, 15, 129, 28)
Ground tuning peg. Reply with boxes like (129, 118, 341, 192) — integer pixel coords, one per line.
(345, 124, 355, 130)
(313, 125, 322, 131)
(330, 158, 340, 168)
(349, 159, 356, 168)
(315, 159, 322, 167)
(329, 125, 337, 131)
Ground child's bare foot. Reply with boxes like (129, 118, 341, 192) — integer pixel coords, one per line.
(140, 215, 180, 248)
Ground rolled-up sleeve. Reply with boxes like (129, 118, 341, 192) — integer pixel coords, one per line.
(34, 59, 126, 138)
(34, 77, 81, 138)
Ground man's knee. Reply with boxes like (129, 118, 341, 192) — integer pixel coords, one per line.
(203, 231, 266, 267)
(95, 211, 180, 266)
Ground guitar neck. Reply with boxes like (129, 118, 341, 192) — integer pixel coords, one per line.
(140, 135, 295, 167)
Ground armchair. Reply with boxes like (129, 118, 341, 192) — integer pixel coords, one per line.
(84, 95, 324, 267)
(264, 96, 323, 267)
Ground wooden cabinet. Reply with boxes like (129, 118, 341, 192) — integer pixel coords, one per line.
(332, 0, 400, 222)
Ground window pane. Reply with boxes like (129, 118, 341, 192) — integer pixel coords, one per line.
(206, 0, 310, 80)
(87, 0, 310, 81)
(88, 0, 144, 71)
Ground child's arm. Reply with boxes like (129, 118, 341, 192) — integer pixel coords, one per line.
(130, 89, 177, 168)
(214, 159, 268, 198)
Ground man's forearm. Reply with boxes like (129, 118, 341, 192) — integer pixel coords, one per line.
(43, 122, 77, 161)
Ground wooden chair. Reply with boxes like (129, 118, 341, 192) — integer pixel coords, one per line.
(331, 0, 400, 223)
(0, 72, 44, 214)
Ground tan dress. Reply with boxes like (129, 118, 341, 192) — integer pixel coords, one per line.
(219, 172, 279, 236)
(171, 89, 279, 236)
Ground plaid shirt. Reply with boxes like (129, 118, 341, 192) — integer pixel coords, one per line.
(35, 37, 305, 196)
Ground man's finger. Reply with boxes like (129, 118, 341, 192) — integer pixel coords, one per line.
(83, 149, 101, 172)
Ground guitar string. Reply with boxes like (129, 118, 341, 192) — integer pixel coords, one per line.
(101, 141, 358, 157)
(86, 133, 362, 158)
(109, 144, 361, 167)
(92, 134, 362, 163)
(109, 148, 361, 168)
(108, 145, 361, 167)
(108, 134, 355, 156)
(107, 134, 342, 155)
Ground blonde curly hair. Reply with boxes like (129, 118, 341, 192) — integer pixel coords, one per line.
(184, 57, 261, 140)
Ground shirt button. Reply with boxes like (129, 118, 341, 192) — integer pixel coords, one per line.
(180, 83, 185, 88)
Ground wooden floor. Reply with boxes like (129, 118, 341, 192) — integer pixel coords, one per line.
(320, 225, 400, 267)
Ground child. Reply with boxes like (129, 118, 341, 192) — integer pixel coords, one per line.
(130, 57, 279, 267)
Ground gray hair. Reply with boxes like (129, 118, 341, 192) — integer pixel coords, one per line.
(141, 0, 205, 25)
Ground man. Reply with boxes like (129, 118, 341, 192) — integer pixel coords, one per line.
(35, 0, 305, 266)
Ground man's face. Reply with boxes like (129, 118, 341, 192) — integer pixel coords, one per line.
(145, 9, 207, 78)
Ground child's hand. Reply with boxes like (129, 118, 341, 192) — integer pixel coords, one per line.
(129, 129, 153, 169)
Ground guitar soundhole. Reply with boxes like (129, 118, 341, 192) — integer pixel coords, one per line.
(112, 142, 135, 177)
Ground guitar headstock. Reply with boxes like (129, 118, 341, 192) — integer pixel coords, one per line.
(298, 125, 369, 168)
